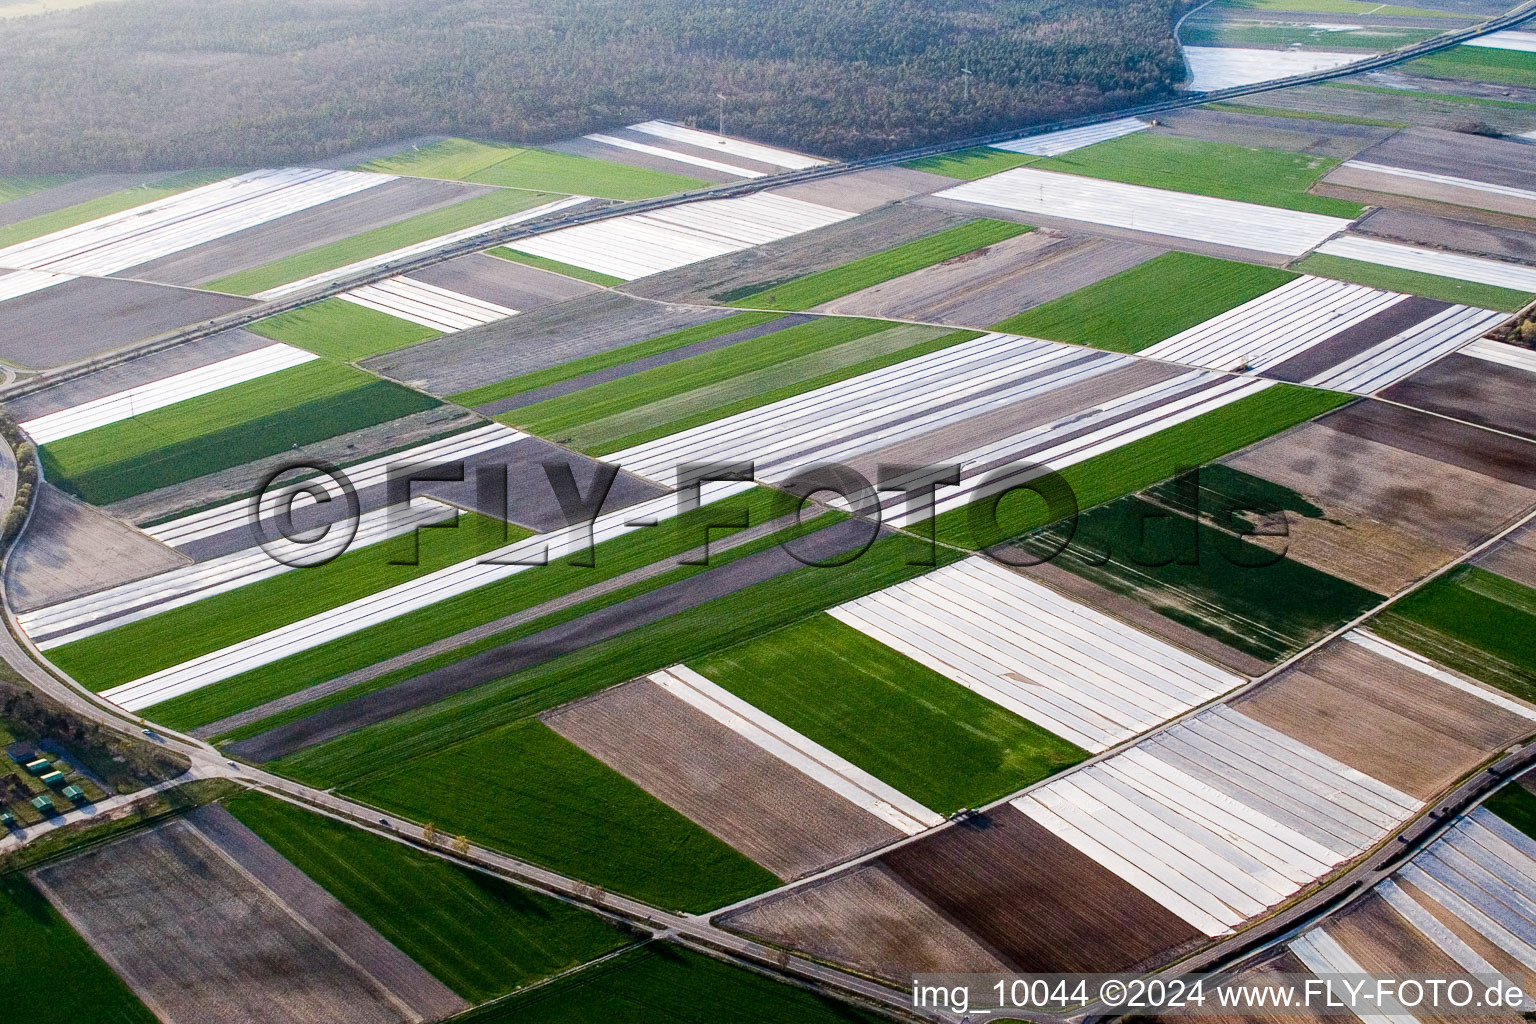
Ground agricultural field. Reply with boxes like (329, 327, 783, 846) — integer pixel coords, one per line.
(1180, 19, 1440, 51)
(356, 137, 711, 198)
(0, 168, 236, 249)
(0, 173, 71, 204)
(901, 146, 1038, 180)
(225, 791, 635, 1001)
(1401, 43, 1536, 87)
(247, 297, 442, 361)
(1295, 252, 1534, 310)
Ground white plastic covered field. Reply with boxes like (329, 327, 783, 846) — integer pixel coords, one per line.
(1305, 304, 1508, 395)
(934, 168, 1354, 255)
(627, 121, 828, 170)
(651, 665, 943, 836)
(988, 118, 1149, 158)
(504, 192, 854, 280)
(1341, 160, 1536, 207)
(19, 343, 318, 444)
(0, 169, 390, 278)
(583, 133, 767, 178)
(0, 268, 76, 305)
(830, 557, 1243, 752)
(1465, 29, 1536, 53)
(340, 276, 519, 333)
(1319, 236, 1536, 293)
(1462, 338, 1536, 375)
(1015, 704, 1422, 937)
(1182, 47, 1361, 91)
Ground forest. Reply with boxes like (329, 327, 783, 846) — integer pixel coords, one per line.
(0, 0, 1186, 172)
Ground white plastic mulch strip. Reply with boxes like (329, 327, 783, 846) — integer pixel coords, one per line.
(1016, 705, 1420, 937)
(1347, 630, 1536, 723)
(1183, 47, 1361, 91)
(143, 424, 526, 548)
(829, 557, 1243, 752)
(1319, 236, 1536, 293)
(20, 343, 318, 445)
(651, 665, 942, 835)
(0, 169, 390, 278)
(988, 118, 1149, 157)
(1465, 29, 1536, 53)
(1342, 160, 1536, 205)
(340, 275, 519, 333)
(1290, 931, 1420, 1024)
(1377, 877, 1506, 980)
(583, 133, 765, 178)
(609, 333, 1128, 485)
(1305, 304, 1508, 395)
(934, 168, 1354, 256)
(626, 121, 828, 169)
(0, 268, 75, 304)
(1141, 276, 1401, 373)
(1460, 338, 1536, 375)
(506, 192, 854, 281)
(103, 481, 755, 712)
(251, 194, 591, 301)
(22, 501, 458, 650)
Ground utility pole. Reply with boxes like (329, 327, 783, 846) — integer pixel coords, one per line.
(961, 67, 972, 104)
(717, 93, 727, 135)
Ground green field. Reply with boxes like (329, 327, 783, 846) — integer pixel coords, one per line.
(1294, 253, 1533, 312)
(274, 531, 955, 788)
(153, 488, 806, 731)
(38, 360, 438, 505)
(1485, 784, 1536, 841)
(248, 297, 441, 361)
(0, 173, 70, 204)
(1325, 82, 1536, 112)
(203, 189, 563, 295)
(1181, 21, 1436, 50)
(901, 146, 1039, 180)
(51, 514, 517, 691)
(1032, 133, 1364, 217)
(0, 169, 237, 249)
(934, 383, 1352, 550)
(729, 219, 1033, 310)
(1216, 0, 1455, 13)
(1203, 101, 1407, 128)
(357, 137, 709, 199)
(0, 875, 157, 1024)
(1403, 45, 1536, 88)
(1373, 566, 1536, 704)
(696, 615, 1087, 813)
(459, 944, 889, 1024)
(1008, 492, 1382, 663)
(993, 252, 1296, 353)
(510, 320, 978, 455)
(350, 720, 780, 911)
(486, 246, 626, 286)
(448, 311, 784, 407)
(225, 791, 634, 1001)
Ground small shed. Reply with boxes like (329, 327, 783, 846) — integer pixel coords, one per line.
(61, 785, 85, 802)
(40, 771, 67, 789)
(30, 795, 54, 814)
(0, 811, 15, 828)
(24, 758, 50, 775)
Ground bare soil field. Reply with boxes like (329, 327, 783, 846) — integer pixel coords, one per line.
(770, 167, 955, 214)
(817, 230, 1163, 327)
(1325, 399, 1536, 491)
(1326, 893, 1484, 1024)
(5, 483, 188, 612)
(1476, 519, 1536, 589)
(1353, 127, 1536, 195)
(124, 178, 492, 288)
(31, 819, 412, 1024)
(1234, 639, 1532, 800)
(0, 172, 148, 228)
(543, 679, 903, 880)
(620, 203, 967, 305)
(1149, 951, 1341, 1024)
(0, 277, 254, 369)
(1153, 108, 1396, 160)
(1380, 353, 1536, 443)
(720, 863, 1012, 982)
(1260, 80, 1536, 138)
(1266, 295, 1452, 383)
(364, 291, 734, 396)
(1353, 208, 1536, 263)
(410, 252, 597, 311)
(880, 807, 1205, 974)
(2, 329, 272, 424)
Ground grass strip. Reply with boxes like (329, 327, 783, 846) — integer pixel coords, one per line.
(248, 297, 441, 361)
(272, 530, 953, 788)
(729, 219, 1033, 310)
(203, 189, 562, 295)
(0, 169, 238, 249)
(1324, 82, 1536, 112)
(0, 173, 72, 204)
(356, 138, 709, 199)
(1181, 23, 1437, 49)
(349, 720, 781, 912)
(447, 311, 781, 407)
(148, 488, 804, 731)
(51, 514, 520, 691)
(1295, 253, 1534, 312)
(355, 138, 528, 180)
(993, 251, 1296, 353)
(0, 875, 158, 1024)
(39, 362, 438, 505)
(935, 383, 1352, 550)
(1031, 132, 1364, 217)
(1203, 101, 1408, 128)
(1215, 0, 1456, 15)
(225, 790, 635, 1001)
(1402, 45, 1536, 89)
(900, 146, 1039, 180)
(1486, 784, 1536, 841)
(696, 614, 1087, 813)
(456, 944, 888, 1024)
(486, 246, 626, 286)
